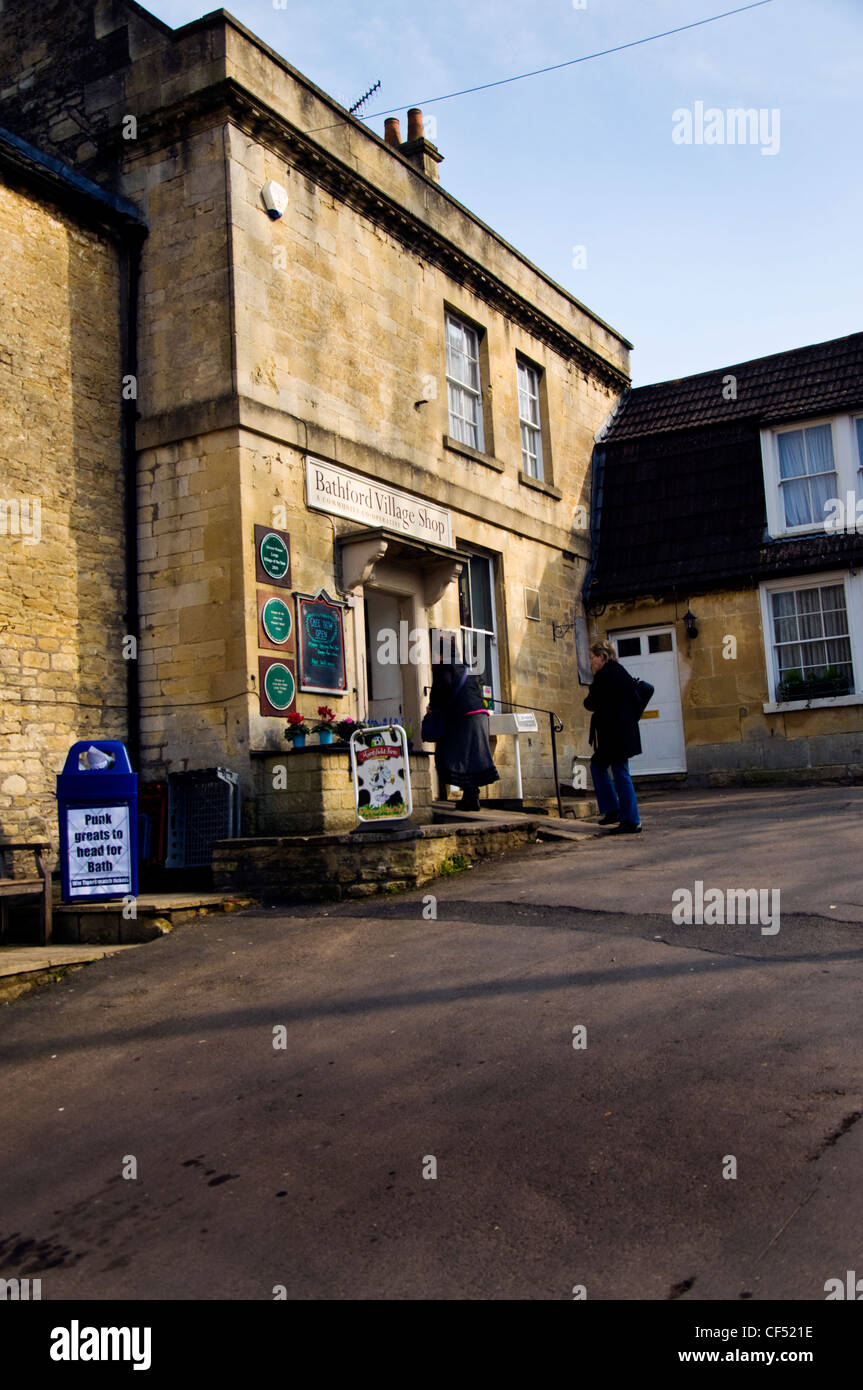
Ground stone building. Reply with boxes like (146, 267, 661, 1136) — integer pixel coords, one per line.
(0, 123, 143, 842)
(1, 0, 630, 845)
(584, 332, 863, 784)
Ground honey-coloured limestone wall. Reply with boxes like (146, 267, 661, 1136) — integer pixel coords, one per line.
(0, 174, 127, 841)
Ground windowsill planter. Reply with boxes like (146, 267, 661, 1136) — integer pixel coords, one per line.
(763, 692, 863, 714)
(777, 679, 851, 703)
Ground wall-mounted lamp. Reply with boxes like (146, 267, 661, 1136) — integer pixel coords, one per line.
(683, 608, 699, 640)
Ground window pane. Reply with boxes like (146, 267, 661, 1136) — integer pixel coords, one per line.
(809, 471, 837, 523)
(616, 637, 641, 657)
(782, 477, 812, 526)
(804, 424, 834, 474)
(777, 430, 806, 479)
(648, 633, 673, 653)
(446, 316, 483, 448)
(447, 382, 480, 450)
(468, 556, 494, 632)
(772, 584, 854, 694)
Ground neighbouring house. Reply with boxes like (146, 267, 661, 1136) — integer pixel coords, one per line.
(0, 0, 630, 853)
(584, 331, 863, 785)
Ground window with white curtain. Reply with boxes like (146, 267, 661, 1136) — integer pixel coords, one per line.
(445, 314, 484, 452)
(761, 414, 862, 537)
(517, 359, 543, 479)
(776, 424, 836, 527)
(759, 570, 863, 704)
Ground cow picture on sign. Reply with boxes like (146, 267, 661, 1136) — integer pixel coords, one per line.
(349, 726, 413, 823)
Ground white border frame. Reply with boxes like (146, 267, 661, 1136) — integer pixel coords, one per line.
(761, 414, 857, 539)
(758, 569, 863, 708)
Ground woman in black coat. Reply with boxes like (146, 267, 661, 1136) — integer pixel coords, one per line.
(583, 641, 643, 833)
(427, 658, 500, 811)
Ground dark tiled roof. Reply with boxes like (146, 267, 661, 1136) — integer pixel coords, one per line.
(605, 331, 863, 440)
(586, 332, 863, 604)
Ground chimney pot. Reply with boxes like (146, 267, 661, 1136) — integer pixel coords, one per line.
(384, 117, 402, 148)
(407, 107, 424, 141)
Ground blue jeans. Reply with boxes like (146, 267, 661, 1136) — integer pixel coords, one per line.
(590, 758, 640, 827)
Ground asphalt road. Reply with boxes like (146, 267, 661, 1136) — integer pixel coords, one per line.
(1, 786, 862, 1300)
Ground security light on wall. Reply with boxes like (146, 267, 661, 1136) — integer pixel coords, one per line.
(260, 180, 289, 219)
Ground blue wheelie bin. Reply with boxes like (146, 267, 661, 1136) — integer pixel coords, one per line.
(56, 741, 138, 902)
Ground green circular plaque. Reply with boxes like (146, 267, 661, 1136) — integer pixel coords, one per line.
(260, 531, 289, 580)
(263, 662, 295, 711)
(262, 596, 292, 645)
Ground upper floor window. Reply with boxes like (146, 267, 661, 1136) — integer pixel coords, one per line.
(517, 359, 543, 480)
(776, 424, 836, 528)
(762, 415, 861, 537)
(445, 314, 484, 452)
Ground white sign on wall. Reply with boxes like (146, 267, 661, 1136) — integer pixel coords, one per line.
(305, 458, 452, 548)
(65, 805, 132, 896)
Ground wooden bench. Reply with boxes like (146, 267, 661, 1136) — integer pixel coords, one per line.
(0, 841, 53, 945)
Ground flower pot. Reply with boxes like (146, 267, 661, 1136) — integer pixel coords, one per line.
(318, 728, 334, 745)
(289, 734, 306, 750)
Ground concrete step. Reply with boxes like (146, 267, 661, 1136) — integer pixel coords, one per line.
(433, 803, 602, 841)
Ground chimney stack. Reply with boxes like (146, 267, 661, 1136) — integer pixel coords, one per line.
(384, 117, 402, 148)
(397, 107, 444, 183)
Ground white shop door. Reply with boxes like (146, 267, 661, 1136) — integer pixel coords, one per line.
(610, 626, 686, 775)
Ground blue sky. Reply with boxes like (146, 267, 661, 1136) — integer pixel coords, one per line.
(145, 0, 862, 385)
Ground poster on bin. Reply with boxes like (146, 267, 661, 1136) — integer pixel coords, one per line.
(350, 725, 412, 824)
(65, 805, 132, 896)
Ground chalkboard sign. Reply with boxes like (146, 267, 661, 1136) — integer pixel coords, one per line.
(296, 590, 347, 694)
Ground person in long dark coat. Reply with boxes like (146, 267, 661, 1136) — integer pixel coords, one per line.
(427, 657, 500, 811)
(583, 641, 643, 833)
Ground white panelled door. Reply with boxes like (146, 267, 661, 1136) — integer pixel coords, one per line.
(610, 626, 686, 774)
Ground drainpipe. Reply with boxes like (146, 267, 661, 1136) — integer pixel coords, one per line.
(120, 225, 146, 773)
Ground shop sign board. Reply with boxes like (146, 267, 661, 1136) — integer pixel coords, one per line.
(305, 457, 452, 548)
(349, 725, 413, 824)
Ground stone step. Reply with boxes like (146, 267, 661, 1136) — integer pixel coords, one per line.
(53, 892, 256, 945)
(0, 943, 144, 1003)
